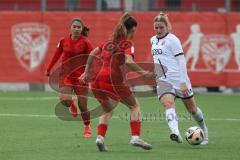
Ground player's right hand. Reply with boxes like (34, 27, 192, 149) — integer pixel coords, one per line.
(144, 71, 157, 80)
(181, 82, 188, 97)
(79, 73, 88, 85)
(142, 71, 157, 80)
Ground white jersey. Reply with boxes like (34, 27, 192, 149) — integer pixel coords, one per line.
(150, 33, 192, 92)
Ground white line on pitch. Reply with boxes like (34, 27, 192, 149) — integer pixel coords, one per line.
(0, 113, 56, 118)
(0, 97, 58, 101)
(0, 113, 240, 121)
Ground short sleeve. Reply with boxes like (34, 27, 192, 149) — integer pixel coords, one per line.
(125, 45, 134, 59)
(170, 36, 184, 56)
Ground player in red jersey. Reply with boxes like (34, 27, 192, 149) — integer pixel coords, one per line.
(80, 13, 155, 151)
(45, 18, 92, 138)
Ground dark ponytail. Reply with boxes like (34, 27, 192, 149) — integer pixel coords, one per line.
(112, 12, 137, 41)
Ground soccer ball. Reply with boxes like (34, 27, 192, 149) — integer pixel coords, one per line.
(185, 126, 204, 145)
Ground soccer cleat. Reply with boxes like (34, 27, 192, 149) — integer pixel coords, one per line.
(84, 126, 92, 138)
(96, 136, 108, 152)
(201, 139, 208, 145)
(70, 101, 78, 117)
(130, 138, 152, 150)
(170, 133, 183, 143)
(200, 125, 208, 145)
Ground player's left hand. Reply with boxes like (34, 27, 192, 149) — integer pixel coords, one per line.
(181, 82, 188, 97)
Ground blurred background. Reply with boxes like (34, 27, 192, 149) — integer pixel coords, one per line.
(0, 0, 239, 12)
(0, 0, 240, 94)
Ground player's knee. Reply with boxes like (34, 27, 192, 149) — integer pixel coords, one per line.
(103, 110, 114, 118)
(187, 106, 197, 114)
(129, 103, 139, 110)
(108, 110, 114, 115)
(60, 100, 72, 107)
(163, 100, 174, 108)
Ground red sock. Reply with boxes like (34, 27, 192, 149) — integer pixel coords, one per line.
(81, 111, 90, 126)
(97, 124, 108, 137)
(130, 121, 141, 136)
(71, 100, 78, 117)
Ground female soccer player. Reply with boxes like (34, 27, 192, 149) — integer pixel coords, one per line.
(45, 18, 92, 138)
(80, 13, 154, 151)
(150, 13, 208, 145)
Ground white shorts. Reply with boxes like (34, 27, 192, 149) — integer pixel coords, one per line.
(156, 79, 194, 99)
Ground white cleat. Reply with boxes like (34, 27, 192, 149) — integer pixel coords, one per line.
(201, 139, 208, 145)
(200, 125, 208, 145)
(130, 138, 152, 150)
(170, 133, 183, 143)
(96, 136, 108, 152)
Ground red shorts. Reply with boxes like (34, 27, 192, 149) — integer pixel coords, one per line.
(59, 76, 89, 96)
(91, 81, 132, 102)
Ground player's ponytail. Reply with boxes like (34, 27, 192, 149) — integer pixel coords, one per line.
(154, 12, 172, 31)
(112, 12, 137, 41)
(81, 26, 89, 37)
(71, 18, 90, 37)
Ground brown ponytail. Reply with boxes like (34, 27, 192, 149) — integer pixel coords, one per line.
(71, 18, 90, 37)
(112, 12, 137, 41)
(81, 26, 89, 37)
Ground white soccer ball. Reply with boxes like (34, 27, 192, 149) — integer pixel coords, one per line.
(185, 126, 204, 145)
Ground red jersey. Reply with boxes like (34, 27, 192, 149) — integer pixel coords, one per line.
(96, 39, 134, 84)
(47, 35, 93, 85)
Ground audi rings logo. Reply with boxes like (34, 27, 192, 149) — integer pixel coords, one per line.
(103, 40, 132, 52)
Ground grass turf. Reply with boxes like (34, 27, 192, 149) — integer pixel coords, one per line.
(0, 91, 240, 160)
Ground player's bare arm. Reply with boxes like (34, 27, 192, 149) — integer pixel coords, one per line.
(125, 54, 155, 80)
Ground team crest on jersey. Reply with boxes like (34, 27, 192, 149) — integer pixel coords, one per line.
(201, 35, 232, 73)
(152, 39, 158, 45)
(11, 23, 50, 72)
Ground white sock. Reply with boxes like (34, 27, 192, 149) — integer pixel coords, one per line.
(192, 107, 205, 128)
(192, 107, 208, 139)
(131, 136, 140, 141)
(165, 108, 180, 135)
(97, 135, 104, 140)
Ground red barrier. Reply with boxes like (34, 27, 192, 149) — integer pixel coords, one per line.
(0, 12, 240, 86)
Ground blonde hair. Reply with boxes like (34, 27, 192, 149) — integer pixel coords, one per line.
(112, 12, 137, 41)
(71, 18, 90, 37)
(154, 12, 172, 31)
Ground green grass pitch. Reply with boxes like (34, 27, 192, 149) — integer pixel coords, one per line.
(0, 91, 240, 160)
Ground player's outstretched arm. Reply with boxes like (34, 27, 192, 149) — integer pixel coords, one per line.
(80, 47, 101, 84)
(45, 48, 63, 76)
(125, 54, 155, 80)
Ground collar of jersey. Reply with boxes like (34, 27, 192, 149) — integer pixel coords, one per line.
(69, 34, 83, 41)
(156, 32, 169, 40)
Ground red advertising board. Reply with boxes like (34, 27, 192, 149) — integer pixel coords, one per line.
(0, 12, 239, 86)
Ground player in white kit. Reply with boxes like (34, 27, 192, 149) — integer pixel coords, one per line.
(150, 13, 208, 145)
